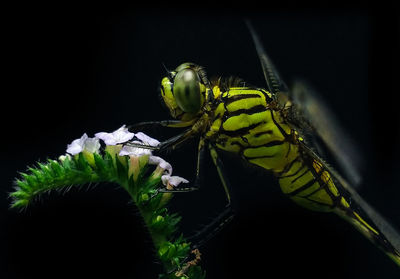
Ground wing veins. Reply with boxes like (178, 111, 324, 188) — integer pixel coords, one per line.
(246, 20, 289, 95)
(299, 141, 400, 252)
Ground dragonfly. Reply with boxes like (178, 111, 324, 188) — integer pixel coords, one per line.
(127, 22, 400, 266)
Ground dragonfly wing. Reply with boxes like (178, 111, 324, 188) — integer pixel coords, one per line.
(246, 20, 362, 187)
(299, 141, 400, 254)
(291, 80, 363, 187)
(246, 20, 289, 95)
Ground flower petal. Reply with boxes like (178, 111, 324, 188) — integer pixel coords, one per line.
(119, 141, 152, 156)
(113, 125, 135, 143)
(161, 175, 189, 187)
(66, 133, 88, 155)
(94, 132, 112, 144)
(84, 137, 100, 153)
(58, 154, 72, 161)
(149, 156, 172, 175)
(135, 132, 160, 147)
(95, 125, 134, 145)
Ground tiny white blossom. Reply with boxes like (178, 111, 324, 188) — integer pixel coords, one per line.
(118, 131, 160, 157)
(95, 125, 134, 145)
(119, 141, 152, 157)
(161, 175, 189, 187)
(148, 156, 172, 175)
(66, 133, 88, 155)
(84, 137, 101, 153)
(58, 154, 72, 161)
(135, 132, 160, 147)
(66, 133, 100, 155)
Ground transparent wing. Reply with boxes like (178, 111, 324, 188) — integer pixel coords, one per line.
(245, 20, 289, 95)
(246, 20, 362, 187)
(299, 141, 400, 253)
(291, 80, 363, 187)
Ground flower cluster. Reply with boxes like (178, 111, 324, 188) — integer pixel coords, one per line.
(66, 125, 188, 189)
(12, 125, 204, 278)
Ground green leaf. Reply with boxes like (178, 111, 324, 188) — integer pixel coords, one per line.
(10, 190, 30, 200)
(49, 159, 63, 176)
(10, 199, 29, 209)
(15, 179, 31, 192)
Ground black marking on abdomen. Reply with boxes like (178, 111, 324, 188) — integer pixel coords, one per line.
(287, 169, 324, 197)
(308, 162, 341, 208)
(290, 168, 310, 184)
(276, 156, 302, 178)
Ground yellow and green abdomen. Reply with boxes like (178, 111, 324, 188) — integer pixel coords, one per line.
(206, 86, 399, 264)
(206, 86, 399, 263)
(207, 86, 343, 212)
(277, 155, 348, 212)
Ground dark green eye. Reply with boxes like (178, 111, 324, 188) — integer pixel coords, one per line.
(173, 68, 201, 113)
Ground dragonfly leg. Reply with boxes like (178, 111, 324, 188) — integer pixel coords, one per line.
(152, 138, 207, 195)
(189, 205, 235, 248)
(124, 127, 196, 153)
(157, 130, 194, 151)
(165, 206, 234, 276)
(161, 142, 236, 274)
(208, 143, 235, 206)
(186, 143, 236, 248)
(128, 119, 195, 131)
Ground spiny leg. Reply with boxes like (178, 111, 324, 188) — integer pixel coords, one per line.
(187, 143, 236, 248)
(167, 206, 234, 275)
(189, 205, 235, 249)
(157, 138, 207, 194)
(125, 127, 195, 152)
(169, 143, 235, 273)
(208, 143, 235, 206)
(123, 128, 204, 198)
(128, 119, 196, 131)
(129, 132, 236, 245)
(160, 142, 237, 275)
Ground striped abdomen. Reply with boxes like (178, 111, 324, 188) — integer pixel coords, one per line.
(208, 86, 341, 211)
(278, 153, 400, 263)
(206, 86, 400, 263)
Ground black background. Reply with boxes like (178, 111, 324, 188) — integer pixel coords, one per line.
(1, 3, 399, 279)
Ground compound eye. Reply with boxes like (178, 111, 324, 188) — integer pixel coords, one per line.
(173, 69, 201, 113)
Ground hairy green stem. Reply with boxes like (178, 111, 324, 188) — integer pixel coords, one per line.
(10, 151, 205, 279)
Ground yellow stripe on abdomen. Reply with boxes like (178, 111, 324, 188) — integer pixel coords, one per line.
(277, 157, 341, 212)
(207, 86, 400, 265)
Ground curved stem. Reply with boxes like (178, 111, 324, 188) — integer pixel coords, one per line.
(10, 151, 205, 279)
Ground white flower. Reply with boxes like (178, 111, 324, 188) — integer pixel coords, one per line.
(67, 133, 88, 155)
(119, 141, 152, 156)
(148, 156, 172, 175)
(161, 175, 189, 187)
(95, 125, 134, 145)
(66, 133, 100, 155)
(115, 129, 188, 187)
(118, 132, 160, 157)
(135, 132, 160, 147)
(58, 154, 72, 161)
(84, 137, 101, 153)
